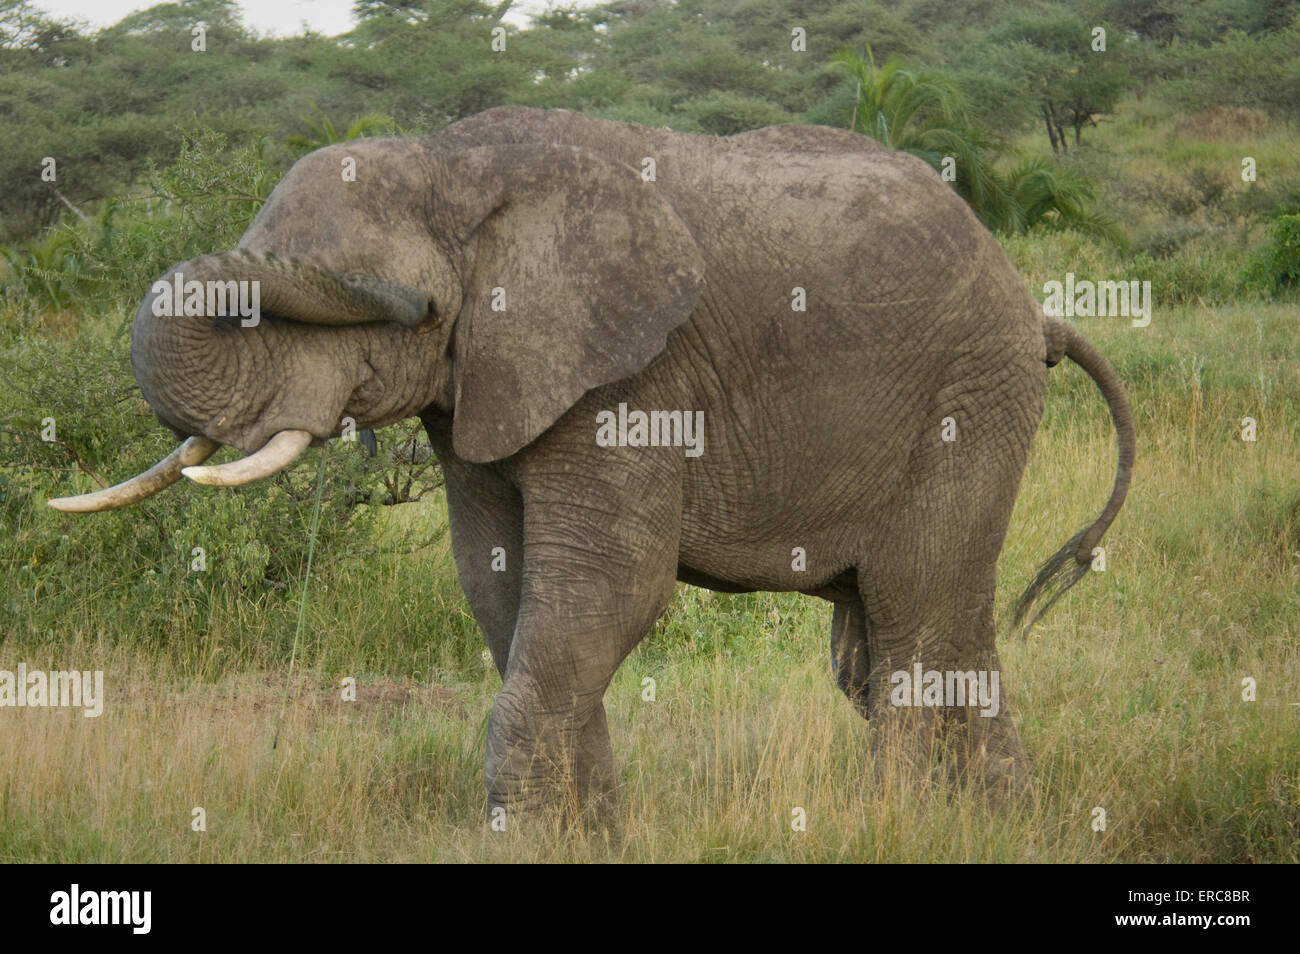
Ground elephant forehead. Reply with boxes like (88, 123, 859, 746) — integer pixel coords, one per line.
(241, 140, 434, 270)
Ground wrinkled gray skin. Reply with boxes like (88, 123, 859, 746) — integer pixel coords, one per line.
(95, 107, 1137, 818)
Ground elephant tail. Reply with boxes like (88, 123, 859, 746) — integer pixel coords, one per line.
(1013, 317, 1135, 632)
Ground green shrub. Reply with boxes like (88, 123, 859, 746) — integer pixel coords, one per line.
(0, 127, 276, 326)
(0, 121, 458, 669)
(0, 319, 425, 664)
(1246, 213, 1300, 295)
(997, 230, 1122, 287)
(1000, 230, 1256, 308)
(679, 92, 791, 136)
(1126, 246, 1253, 306)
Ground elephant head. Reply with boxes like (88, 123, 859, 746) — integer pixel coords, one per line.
(50, 135, 705, 511)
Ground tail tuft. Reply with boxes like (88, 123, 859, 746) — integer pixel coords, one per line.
(1014, 318, 1134, 637)
(1012, 528, 1090, 633)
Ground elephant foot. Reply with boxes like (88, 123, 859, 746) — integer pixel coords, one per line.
(485, 780, 620, 838)
(863, 704, 1033, 804)
(979, 754, 1034, 805)
(485, 692, 621, 835)
(934, 736, 1034, 805)
(949, 709, 1034, 803)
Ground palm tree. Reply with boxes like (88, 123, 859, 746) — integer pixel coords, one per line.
(832, 48, 1010, 223)
(998, 158, 1125, 246)
(284, 106, 399, 156)
(831, 49, 1120, 245)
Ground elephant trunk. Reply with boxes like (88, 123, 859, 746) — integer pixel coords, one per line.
(52, 251, 440, 514)
(164, 249, 434, 327)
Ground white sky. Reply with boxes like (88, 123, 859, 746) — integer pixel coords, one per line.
(31, 0, 596, 36)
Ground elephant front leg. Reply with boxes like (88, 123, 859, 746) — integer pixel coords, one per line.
(437, 435, 626, 818)
(485, 586, 675, 827)
(485, 459, 682, 828)
(430, 422, 524, 677)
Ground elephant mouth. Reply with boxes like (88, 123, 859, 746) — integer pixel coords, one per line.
(47, 429, 313, 512)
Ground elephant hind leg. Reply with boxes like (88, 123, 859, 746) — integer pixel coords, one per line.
(850, 369, 1039, 799)
(853, 563, 1030, 799)
(833, 592, 966, 798)
(831, 597, 872, 718)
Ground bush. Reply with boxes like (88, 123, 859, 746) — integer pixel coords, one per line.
(997, 230, 1122, 288)
(1126, 246, 1253, 306)
(1246, 213, 1300, 295)
(999, 229, 1257, 308)
(1136, 222, 1210, 260)
(0, 326, 382, 629)
(679, 92, 791, 136)
(0, 127, 277, 325)
(0, 124, 444, 664)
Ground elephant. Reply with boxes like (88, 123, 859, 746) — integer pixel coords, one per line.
(49, 106, 1134, 819)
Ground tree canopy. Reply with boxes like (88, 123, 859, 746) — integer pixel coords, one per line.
(1, 0, 1296, 244)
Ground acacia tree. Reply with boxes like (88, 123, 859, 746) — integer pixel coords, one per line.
(990, 10, 1130, 152)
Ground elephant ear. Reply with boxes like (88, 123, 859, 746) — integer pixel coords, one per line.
(435, 143, 704, 463)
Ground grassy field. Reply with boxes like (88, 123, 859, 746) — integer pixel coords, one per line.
(2, 298, 1296, 862)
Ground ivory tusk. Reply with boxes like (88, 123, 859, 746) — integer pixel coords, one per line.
(47, 436, 220, 512)
(181, 430, 313, 486)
